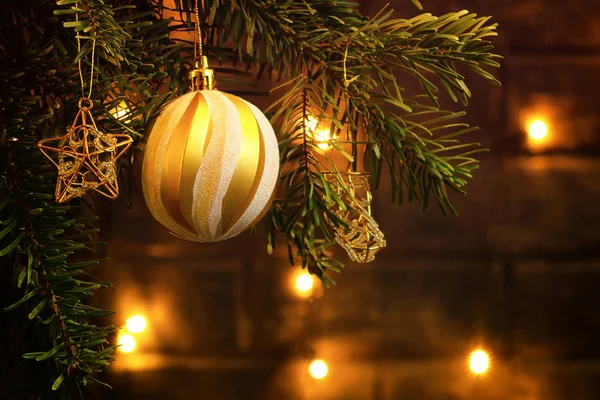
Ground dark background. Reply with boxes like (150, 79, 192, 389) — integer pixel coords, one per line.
(93, 0, 600, 399)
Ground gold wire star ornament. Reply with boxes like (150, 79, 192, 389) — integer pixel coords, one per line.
(324, 172, 386, 263)
(37, 2, 132, 204)
(37, 98, 133, 203)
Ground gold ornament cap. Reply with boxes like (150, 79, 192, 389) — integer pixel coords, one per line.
(189, 56, 216, 91)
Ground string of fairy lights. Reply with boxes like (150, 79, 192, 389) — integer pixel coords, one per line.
(105, 25, 530, 383)
(115, 269, 491, 380)
(108, 109, 554, 384)
(115, 270, 331, 379)
(111, 85, 495, 376)
(108, 75, 547, 379)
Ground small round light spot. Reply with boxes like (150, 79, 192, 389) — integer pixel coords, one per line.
(118, 333, 136, 353)
(309, 359, 329, 379)
(126, 315, 147, 334)
(295, 273, 314, 294)
(528, 120, 548, 141)
(469, 349, 490, 375)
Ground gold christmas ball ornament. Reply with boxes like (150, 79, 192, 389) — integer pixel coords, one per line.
(142, 90, 280, 242)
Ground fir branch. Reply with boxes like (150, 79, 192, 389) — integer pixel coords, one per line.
(1, 0, 180, 396)
(185, 0, 501, 280)
(56, 0, 130, 66)
(5, 158, 78, 361)
(2, 2, 503, 394)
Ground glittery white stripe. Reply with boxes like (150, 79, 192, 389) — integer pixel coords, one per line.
(192, 91, 243, 240)
(222, 98, 279, 239)
(143, 90, 279, 243)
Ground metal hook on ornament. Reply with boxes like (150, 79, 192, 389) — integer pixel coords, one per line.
(189, 56, 216, 91)
(78, 97, 94, 111)
(188, 0, 216, 91)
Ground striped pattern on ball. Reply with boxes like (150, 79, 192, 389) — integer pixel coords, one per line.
(142, 90, 279, 242)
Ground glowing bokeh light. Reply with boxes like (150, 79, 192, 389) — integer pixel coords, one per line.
(295, 273, 314, 294)
(304, 115, 334, 150)
(314, 129, 333, 150)
(309, 359, 329, 379)
(305, 116, 319, 132)
(469, 349, 490, 375)
(126, 315, 147, 334)
(528, 120, 548, 141)
(118, 333, 136, 353)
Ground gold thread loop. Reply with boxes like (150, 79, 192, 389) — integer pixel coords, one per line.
(78, 97, 93, 111)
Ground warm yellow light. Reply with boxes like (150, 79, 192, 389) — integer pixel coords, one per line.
(469, 349, 490, 375)
(528, 120, 548, 141)
(314, 129, 333, 150)
(113, 108, 128, 120)
(126, 315, 147, 334)
(295, 273, 314, 294)
(304, 115, 334, 150)
(118, 333, 136, 353)
(309, 359, 328, 379)
(305, 116, 319, 132)
(110, 101, 130, 122)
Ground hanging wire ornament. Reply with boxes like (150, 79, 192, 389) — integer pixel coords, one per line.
(37, 3, 132, 203)
(38, 98, 133, 203)
(324, 172, 386, 263)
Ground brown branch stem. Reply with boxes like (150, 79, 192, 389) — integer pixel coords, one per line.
(5, 147, 79, 368)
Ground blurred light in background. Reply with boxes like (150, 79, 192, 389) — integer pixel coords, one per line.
(126, 315, 147, 334)
(528, 119, 549, 141)
(305, 115, 336, 150)
(118, 333, 136, 353)
(295, 273, 314, 295)
(290, 269, 320, 299)
(306, 115, 319, 132)
(309, 359, 329, 380)
(314, 128, 334, 150)
(469, 349, 490, 375)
